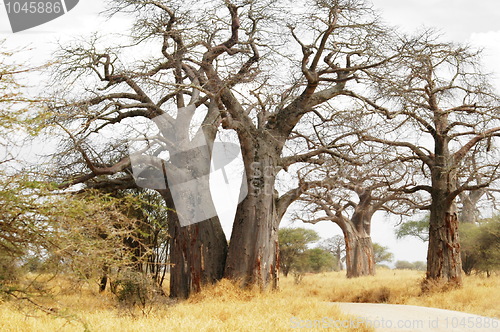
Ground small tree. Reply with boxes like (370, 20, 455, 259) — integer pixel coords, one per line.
(460, 216, 500, 276)
(303, 248, 335, 273)
(373, 243, 393, 265)
(320, 235, 345, 271)
(394, 261, 426, 271)
(278, 228, 320, 277)
(475, 217, 500, 276)
(394, 261, 414, 270)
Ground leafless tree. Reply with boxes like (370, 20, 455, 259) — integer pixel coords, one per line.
(218, 0, 396, 289)
(346, 31, 500, 288)
(296, 149, 417, 277)
(47, 0, 260, 298)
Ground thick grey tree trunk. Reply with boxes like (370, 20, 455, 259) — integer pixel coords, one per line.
(343, 218, 375, 278)
(425, 136, 462, 288)
(426, 204, 462, 286)
(162, 190, 227, 299)
(224, 137, 280, 289)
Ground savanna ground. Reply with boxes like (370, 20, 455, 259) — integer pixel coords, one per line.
(1, 269, 499, 332)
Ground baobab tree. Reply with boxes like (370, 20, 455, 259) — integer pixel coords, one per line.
(347, 32, 500, 287)
(320, 235, 345, 271)
(297, 155, 416, 277)
(47, 0, 261, 298)
(45, 0, 397, 294)
(218, 0, 395, 289)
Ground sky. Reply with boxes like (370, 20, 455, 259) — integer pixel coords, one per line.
(1, 0, 499, 265)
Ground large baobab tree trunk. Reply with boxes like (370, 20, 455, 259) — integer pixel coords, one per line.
(426, 195, 462, 287)
(162, 190, 227, 299)
(343, 213, 375, 278)
(224, 137, 280, 289)
(425, 143, 462, 288)
(345, 234, 374, 278)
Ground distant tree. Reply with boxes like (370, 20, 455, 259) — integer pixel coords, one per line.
(303, 248, 335, 273)
(394, 260, 426, 271)
(373, 243, 394, 265)
(395, 215, 429, 242)
(394, 261, 414, 270)
(412, 261, 427, 271)
(298, 164, 415, 278)
(460, 215, 500, 276)
(278, 228, 320, 277)
(320, 235, 345, 271)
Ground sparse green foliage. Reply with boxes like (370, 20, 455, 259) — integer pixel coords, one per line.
(0, 47, 53, 297)
(278, 228, 320, 277)
(373, 243, 394, 264)
(394, 260, 426, 271)
(395, 215, 429, 242)
(460, 215, 500, 276)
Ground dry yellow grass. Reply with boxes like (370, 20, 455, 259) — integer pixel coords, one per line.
(0, 269, 498, 331)
(284, 269, 500, 318)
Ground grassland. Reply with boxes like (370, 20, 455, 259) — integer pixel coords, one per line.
(0, 269, 498, 331)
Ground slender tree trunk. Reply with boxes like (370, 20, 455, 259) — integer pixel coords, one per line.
(344, 228, 375, 278)
(335, 246, 343, 271)
(224, 138, 280, 289)
(161, 190, 227, 299)
(99, 264, 109, 293)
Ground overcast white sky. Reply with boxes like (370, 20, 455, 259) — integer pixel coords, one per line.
(1, 0, 499, 264)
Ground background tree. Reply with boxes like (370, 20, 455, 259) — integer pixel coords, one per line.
(395, 215, 430, 242)
(349, 31, 500, 287)
(278, 227, 320, 277)
(300, 248, 335, 273)
(297, 155, 415, 278)
(474, 216, 500, 276)
(319, 235, 345, 271)
(373, 243, 393, 265)
(395, 260, 426, 271)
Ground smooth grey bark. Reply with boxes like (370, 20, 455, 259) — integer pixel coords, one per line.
(224, 133, 281, 289)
